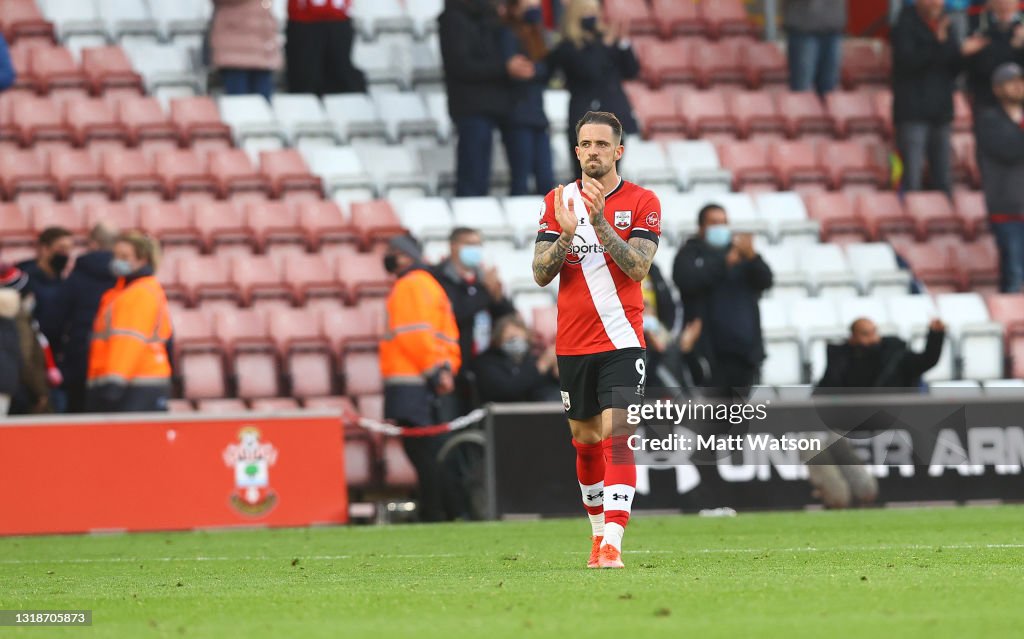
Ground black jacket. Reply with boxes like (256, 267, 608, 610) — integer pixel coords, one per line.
(15, 259, 64, 357)
(500, 26, 550, 129)
(974, 105, 1024, 217)
(0, 289, 21, 398)
(471, 346, 560, 403)
(548, 37, 640, 135)
(891, 6, 964, 124)
(429, 258, 516, 366)
(964, 15, 1024, 109)
(815, 330, 945, 391)
(52, 250, 115, 385)
(673, 238, 773, 368)
(438, 0, 514, 121)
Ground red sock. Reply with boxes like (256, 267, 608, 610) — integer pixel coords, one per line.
(602, 436, 636, 549)
(573, 439, 605, 535)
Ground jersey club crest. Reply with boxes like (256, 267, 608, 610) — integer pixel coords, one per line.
(614, 210, 632, 230)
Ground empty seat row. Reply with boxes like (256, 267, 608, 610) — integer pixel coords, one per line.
(893, 236, 999, 294)
(609, 0, 755, 40)
(6, 41, 141, 95)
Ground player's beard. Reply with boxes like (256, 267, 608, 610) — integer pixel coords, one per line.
(582, 158, 611, 179)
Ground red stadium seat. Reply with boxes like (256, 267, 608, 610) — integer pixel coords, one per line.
(348, 200, 404, 247)
(818, 140, 887, 189)
(230, 254, 291, 306)
(267, 307, 328, 355)
(11, 95, 72, 146)
(872, 89, 894, 138)
(169, 307, 220, 356)
(115, 96, 179, 146)
(637, 39, 695, 87)
(298, 199, 358, 247)
(101, 148, 163, 198)
(259, 149, 322, 197)
(166, 399, 194, 413)
(153, 149, 217, 197)
(286, 351, 335, 399)
(693, 37, 748, 88)
(603, 0, 658, 35)
(283, 253, 341, 304)
(717, 140, 779, 190)
(774, 91, 832, 138)
(169, 96, 232, 145)
(63, 97, 129, 147)
(679, 90, 737, 138)
(208, 149, 270, 197)
(26, 45, 88, 94)
(803, 192, 869, 241)
(895, 241, 961, 291)
(651, 0, 705, 37)
(0, 204, 34, 247)
(214, 307, 273, 354)
(953, 92, 973, 133)
(854, 191, 914, 240)
(951, 132, 980, 188)
(700, 0, 755, 38)
(343, 350, 382, 396)
(728, 90, 786, 138)
(83, 201, 136, 232)
(954, 236, 999, 291)
(0, 0, 55, 43)
(904, 192, 964, 240)
(48, 149, 111, 198)
(841, 40, 890, 88)
(30, 202, 85, 234)
(337, 252, 392, 303)
(952, 190, 987, 240)
(178, 254, 238, 305)
(233, 351, 280, 399)
(179, 352, 227, 400)
(321, 305, 382, 355)
(628, 84, 685, 137)
(305, 395, 357, 413)
(250, 397, 301, 412)
(769, 141, 828, 190)
(826, 91, 886, 138)
(80, 46, 143, 95)
(740, 41, 787, 88)
(343, 433, 376, 490)
(244, 201, 305, 250)
(0, 149, 58, 198)
(192, 201, 254, 251)
(382, 437, 416, 489)
(357, 393, 384, 422)
(195, 398, 248, 413)
(987, 293, 1024, 336)
(138, 201, 200, 246)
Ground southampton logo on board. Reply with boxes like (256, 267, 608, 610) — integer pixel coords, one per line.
(222, 426, 279, 516)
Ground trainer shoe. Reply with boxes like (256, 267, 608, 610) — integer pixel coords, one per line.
(598, 544, 624, 569)
(587, 536, 604, 568)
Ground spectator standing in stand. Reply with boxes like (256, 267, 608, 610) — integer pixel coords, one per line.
(962, 0, 1024, 108)
(285, 0, 366, 96)
(783, 0, 848, 97)
(210, 0, 282, 100)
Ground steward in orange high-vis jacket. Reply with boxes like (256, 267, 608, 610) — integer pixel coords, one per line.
(379, 234, 461, 521)
(86, 232, 172, 413)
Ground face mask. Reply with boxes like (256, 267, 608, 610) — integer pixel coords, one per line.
(581, 16, 599, 32)
(705, 225, 732, 249)
(383, 254, 399, 274)
(501, 336, 529, 359)
(459, 245, 484, 269)
(49, 253, 69, 273)
(522, 7, 543, 23)
(110, 259, 134, 278)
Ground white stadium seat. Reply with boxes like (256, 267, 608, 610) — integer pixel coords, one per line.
(450, 197, 513, 241)
(754, 191, 819, 245)
(844, 242, 911, 296)
(350, 0, 412, 38)
(665, 140, 732, 191)
(935, 293, 1004, 381)
(620, 140, 676, 189)
(271, 94, 335, 145)
(373, 92, 438, 142)
(218, 95, 285, 145)
(502, 196, 547, 247)
(759, 244, 812, 298)
(396, 197, 454, 242)
(796, 244, 859, 298)
(41, 0, 106, 39)
(300, 146, 373, 196)
(323, 94, 388, 142)
(355, 143, 432, 198)
(406, 0, 444, 38)
(543, 90, 570, 133)
(759, 298, 804, 385)
(99, 0, 159, 40)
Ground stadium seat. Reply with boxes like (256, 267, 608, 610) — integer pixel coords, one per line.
(80, 46, 144, 94)
(170, 96, 233, 146)
(0, 0, 55, 42)
(700, 0, 755, 38)
(679, 90, 738, 138)
(296, 199, 361, 248)
(796, 243, 859, 297)
(300, 146, 373, 197)
(951, 132, 980, 188)
(233, 351, 280, 399)
(30, 202, 86, 235)
(759, 297, 804, 385)
(986, 293, 1024, 337)
(774, 92, 832, 137)
(115, 96, 179, 147)
(664, 140, 732, 191)
(769, 141, 828, 190)
(381, 436, 417, 489)
(178, 254, 237, 305)
(841, 39, 891, 88)
(449, 197, 513, 242)
(217, 94, 285, 146)
(120, 41, 200, 97)
(836, 295, 893, 332)
(651, 0, 706, 37)
(63, 97, 129, 147)
(99, 0, 160, 41)
(618, 139, 676, 188)
(169, 307, 219, 355)
(321, 305, 382, 356)
(728, 90, 786, 138)
(258, 149, 322, 197)
(895, 241, 961, 291)
(214, 307, 273, 355)
(603, 0, 658, 34)
(953, 92, 973, 133)
(282, 253, 340, 304)
(270, 93, 334, 145)
(904, 192, 964, 240)
(542, 89, 570, 134)
(195, 398, 248, 413)
(230, 254, 290, 306)
(854, 191, 914, 240)
(207, 149, 270, 197)
(843, 242, 912, 296)
(740, 40, 787, 88)
(355, 143, 431, 198)
(0, 204, 36, 247)
(192, 201, 254, 251)
(628, 84, 685, 137)
(153, 149, 218, 197)
(754, 191, 820, 244)
(818, 140, 887, 189)
(138, 202, 200, 249)
(0, 149, 58, 198)
(872, 89, 894, 138)
(179, 352, 227, 400)
(953, 237, 999, 292)
(952, 190, 987, 240)
(373, 91, 438, 143)
(11, 95, 73, 146)
(759, 244, 813, 298)
(26, 45, 89, 94)
(936, 292, 1004, 380)
(101, 147, 163, 198)
(266, 307, 329, 357)
(692, 38, 747, 88)
(803, 192, 869, 241)
(48, 149, 112, 198)
(638, 39, 696, 87)
(322, 93, 387, 143)
(343, 351, 383, 396)
(717, 140, 778, 190)
(166, 399, 194, 413)
(789, 297, 845, 382)
(396, 197, 453, 242)
(826, 91, 886, 138)
(243, 201, 304, 250)
(285, 351, 335, 399)
(248, 397, 300, 412)
(337, 252, 391, 303)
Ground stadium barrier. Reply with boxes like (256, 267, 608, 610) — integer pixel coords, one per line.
(484, 393, 1024, 519)
(0, 411, 348, 536)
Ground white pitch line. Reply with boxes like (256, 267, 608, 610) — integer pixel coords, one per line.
(0, 544, 1020, 565)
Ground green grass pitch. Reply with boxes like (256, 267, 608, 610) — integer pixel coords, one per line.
(1, 506, 1022, 638)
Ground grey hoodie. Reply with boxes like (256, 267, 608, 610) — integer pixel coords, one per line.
(784, 0, 848, 33)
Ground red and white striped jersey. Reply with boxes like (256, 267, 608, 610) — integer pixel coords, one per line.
(536, 179, 661, 356)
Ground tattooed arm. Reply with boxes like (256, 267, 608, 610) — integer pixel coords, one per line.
(533, 234, 572, 287)
(591, 217, 658, 282)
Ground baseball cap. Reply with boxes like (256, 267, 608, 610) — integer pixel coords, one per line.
(992, 62, 1023, 87)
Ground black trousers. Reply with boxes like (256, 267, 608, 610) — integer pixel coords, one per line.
(285, 19, 367, 96)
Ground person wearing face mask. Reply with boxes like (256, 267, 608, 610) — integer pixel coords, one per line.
(672, 204, 773, 399)
(0, 264, 53, 415)
(471, 315, 560, 403)
(17, 227, 74, 383)
(380, 234, 464, 522)
(500, 0, 555, 196)
(85, 232, 173, 413)
(548, 0, 640, 182)
(962, 0, 1024, 108)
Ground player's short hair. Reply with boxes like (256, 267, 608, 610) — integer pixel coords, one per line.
(37, 226, 72, 247)
(697, 204, 725, 227)
(575, 111, 624, 144)
(449, 227, 480, 243)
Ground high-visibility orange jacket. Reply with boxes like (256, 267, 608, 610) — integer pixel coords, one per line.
(87, 274, 172, 388)
(379, 268, 460, 385)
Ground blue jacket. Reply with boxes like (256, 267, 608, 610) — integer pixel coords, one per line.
(499, 26, 550, 129)
(52, 250, 116, 384)
(0, 34, 15, 91)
